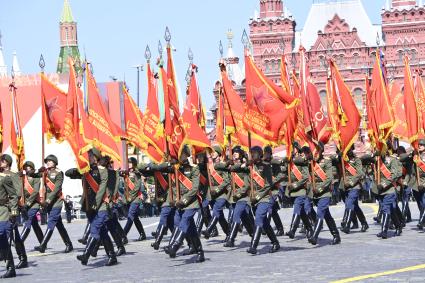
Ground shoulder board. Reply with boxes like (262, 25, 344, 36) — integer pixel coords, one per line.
(98, 165, 105, 169)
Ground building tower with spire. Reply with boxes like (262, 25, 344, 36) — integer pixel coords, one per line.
(57, 0, 81, 74)
(12, 51, 21, 76)
(0, 31, 7, 77)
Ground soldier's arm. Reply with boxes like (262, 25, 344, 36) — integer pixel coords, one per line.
(214, 162, 228, 171)
(5, 176, 19, 216)
(65, 168, 83, 179)
(387, 159, 403, 184)
(148, 162, 174, 173)
(399, 153, 413, 164)
(216, 172, 230, 193)
(318, 159, 333, 191)
(349, 159, 364, 185)
(95, 168, 109, 210)
(230, 164, 250, 173)
(181, 166, 200, 206)
(26, 178, 41, 207)
(46, 171, 64, 204)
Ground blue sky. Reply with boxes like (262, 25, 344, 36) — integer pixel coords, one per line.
(0, 0, 386, 109)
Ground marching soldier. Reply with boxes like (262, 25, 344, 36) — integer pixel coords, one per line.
(166, 145, 205, 263)
(285, 146, 313, 239)
(20, 161, 44, 245)
(34, 154, 73, 254)
(0, 154, 20, 278)
(396, 146, 412, 223)
(308, 143, 341, 245)
(400, 139, 425, 229)
(202, 145, 231, 240)
(247, 146, 280, 254)
(339, 146, 368, 234)
(121, 157, 147, 241)
(264, 146, 285, 236)
(69, 149, 117, 266)
(143, 161, 176, 250)
(223, 146, 254, 248)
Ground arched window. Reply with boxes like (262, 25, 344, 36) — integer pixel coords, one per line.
(319, 90, 327, 114)
(264, 61, 269, 73)
(353, 88, 363, 110)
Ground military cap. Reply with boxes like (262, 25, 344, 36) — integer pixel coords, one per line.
(44, 154, 58, 165)
(0, 154, 13, 166)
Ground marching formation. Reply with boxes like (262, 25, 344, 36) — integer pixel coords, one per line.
(1, 28, 425, 278)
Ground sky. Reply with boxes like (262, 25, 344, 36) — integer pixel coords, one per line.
(0, 0, 386, 110)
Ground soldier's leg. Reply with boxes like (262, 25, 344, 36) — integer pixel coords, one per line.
(133, 212, 147, 241)
(377, 194, 392, 239)
(203, 198, 227, 239)
(123, 202, 138, 235)
(354, 199, 369, 232)
(164, 209, 182, 254)
(247, 202, 266, 255)
(31, 209, 44, 244)
(323, 208, 341, 245)
(105, 217, 126, 256)
(227, 203, 235, 224)
(77, 211, 104, 265)
(0, 221, 15, 278)
(20, 208, 38, 242)
(111, 210, 127, 245)
(341, 189, 357, 234)
(78, 221, 91, 245)
(261, 202, 280, 254)
(152, 206, 171, 250)
(401, 187, 412, 222)
(309, 198, 328, 245)
(98, 214, 118, 267)
(55, 214, 73, 253)
(241, 205, 254, 237)
(34, 207, 60, 253)
(286, 196, 302, 239)
(169, 209, 196, 258)
(13, 224, 28, 269)
(224, 201, 246, 247)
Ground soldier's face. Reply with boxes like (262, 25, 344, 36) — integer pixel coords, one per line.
(24, 166, 34, 175)
(129, 163, 134, 169)
(233, 152, 240, 160)
(420, 144, 425, 152)
(46, 160, 55, 168)
(211, 152, 218, 160)
(0, 160, 7, 169)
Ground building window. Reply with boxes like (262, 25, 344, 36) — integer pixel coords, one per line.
(411, 49, 417, 62)
(319, 90, 327, 114)
(264, 61, 269, 73)
(398, 50, 403, 64)
(269, 23, 273, 32)
(353, 53, 359, 66)
(270, 60, 275, 72)
(319, 56, 326, 69)
(353, 88, 363, 110)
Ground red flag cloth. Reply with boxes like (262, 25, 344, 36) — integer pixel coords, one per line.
(327, 60, 361, 159)
(416, 73, 425, 139)
(41, 73, 67, 141)
(85, 66, 121, 162)
(369, 51, 395, 149)
(299, 47, 331, 150)
(366, 76, 379, 149)
(122, 85, 147, 150)
(181, 69, 211, 154)
(161, 66, 184, 159)
(166, 46, 180, 114)
(0, 100, 3, 152)
(9, 82, 24, 169)
(63, 58, 90, 173)
(243, 53, 297, 145)
(220, 63, 264, 149)
(388, 81, 408, 141)
(403, 56, 419, 148)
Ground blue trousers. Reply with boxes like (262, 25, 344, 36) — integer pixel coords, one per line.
(254, 202, 272, 229)
(304, 197, 314, 214)
(379, 193, 397, 214)
(403, 187, 412, 203)
(212, 198, 227, 219)
(0, 221, 12, 254)
(345, 189, 360, 210)
(314, 197, 331, 220)
(178, 209, 197, 237)
(174, 209, 183, 229)
(90, 210, 109, 240)
(47, 207, 64, 230)
(127, 202, 141, 222)
(233, 201, 249, 224)
(159, 206, 175, 228)
(292, 196, 308, 215)
(412, 190, 425, 211)
(24, 208, 40, 230)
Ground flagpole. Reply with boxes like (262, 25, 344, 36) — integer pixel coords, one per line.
(39, 54, 46, 204)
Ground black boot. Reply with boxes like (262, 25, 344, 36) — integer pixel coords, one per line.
(191, 236, 205, 263)
(164, 228, 178, 254)
(308, 218, 323, 245)
(272, 212, 285, 236)
(78, 223, 90, 245)
(264, 225, 280, 253)
(195, 211, 203, 235)
(325, 216, 341, 245)
(350, 212, 359, 230)
(246, 226, 262, 255)
(218, 217, 229, 236)
(405, 204, 412, 223)
(168, 229, 185, 258)
(223, 222, 239, 247)
(285, 214, 300, 239)
(14, 232, 28, 269)
(391, 211, 403, 236)
(417, 211, 425, 230)
(76, 236, 98, 265)
(114, 221, 128, 245)
(341, 210, 353, 234)
(151, 224, 166, 250)
(377, 213, 390, 239)
(301, 213, 313, 238)
(201, 216, 218, 239)
(134, 218, 146, 241)
(103, 236, 118, 266)
(110, 228, 126, 256)
(182, 237, 196, 256)
(34, 229, 53, 253)
(1, 249, 16, 278)
(356, 208, 369, 232)
(341, 209, 348, 228)
(373, 206, 383, 224)
(33, 222, 44, 244)
(58, 226, 73, 253)
(20, 226, 30, 243)
(91, 240, 101, 257)
(151, 225, 160, 238)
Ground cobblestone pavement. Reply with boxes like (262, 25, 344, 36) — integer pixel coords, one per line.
(3, 202, 425, 282)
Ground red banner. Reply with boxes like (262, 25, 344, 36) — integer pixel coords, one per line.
(10, 82, 25, 169)
(122, 85, 147, 150)
(403, 56, 419, 148)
